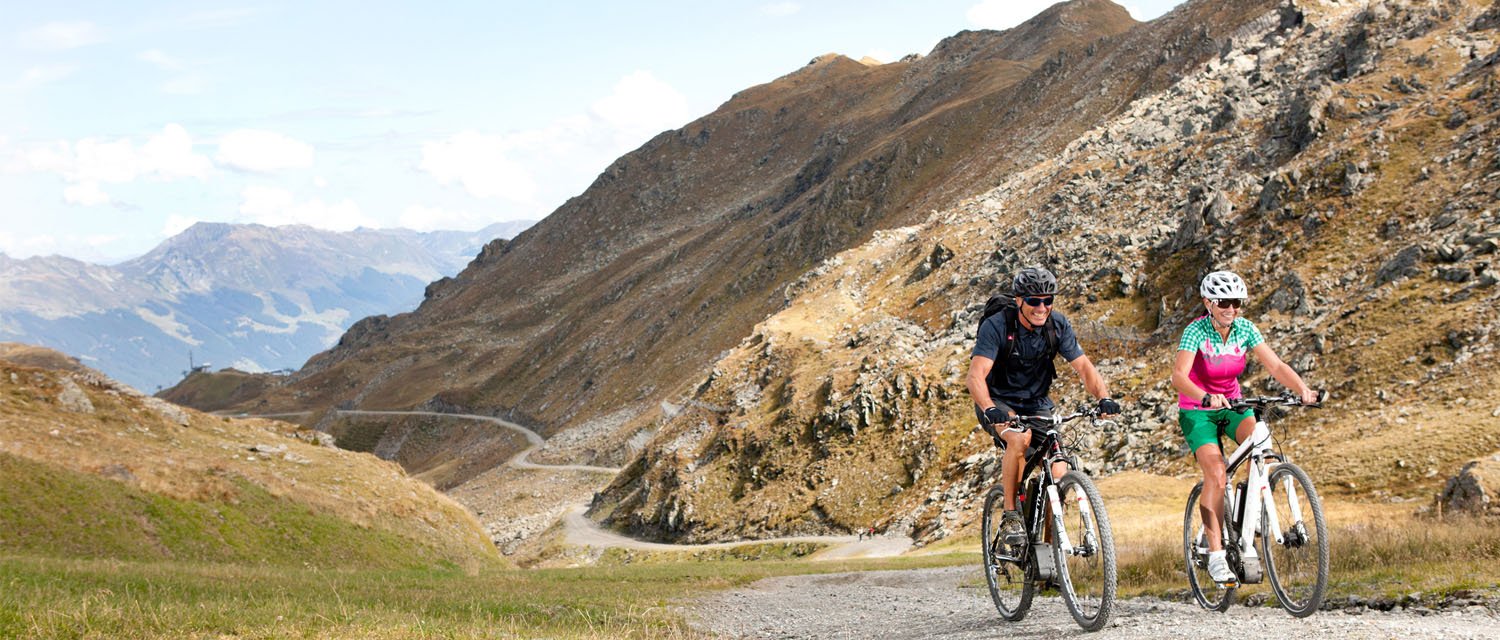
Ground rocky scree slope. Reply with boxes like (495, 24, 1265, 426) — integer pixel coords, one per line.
(594, 0, 1500, 545)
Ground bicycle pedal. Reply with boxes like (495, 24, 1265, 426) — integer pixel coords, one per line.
(1215, 580, 1239, 589)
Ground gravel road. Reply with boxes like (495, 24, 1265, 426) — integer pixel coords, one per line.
(687, 566, 1500, 639)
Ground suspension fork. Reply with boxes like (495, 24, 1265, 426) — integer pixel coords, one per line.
(1045, 480, 1073, 554)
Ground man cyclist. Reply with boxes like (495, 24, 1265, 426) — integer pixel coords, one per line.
(1170, 270, 1317, 585)
(967, 266, 1119, 545)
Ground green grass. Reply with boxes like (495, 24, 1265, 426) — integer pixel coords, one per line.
(0, 552, 974, 639)
(0, 453, 475, 570)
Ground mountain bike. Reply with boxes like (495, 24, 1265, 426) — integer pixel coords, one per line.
(981, 408, 1117, 631)
(1183, 393, 1329, 617)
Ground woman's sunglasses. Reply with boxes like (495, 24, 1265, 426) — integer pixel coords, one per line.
(1212, 298, 1244, 309)
(1022, 296, 1055, 308)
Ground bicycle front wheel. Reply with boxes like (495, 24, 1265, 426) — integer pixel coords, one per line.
(1183, 481, 1233, 612)
(1260, 462, 1329, 617)
(982, 487, 1033, 620)
(1052, 470, 1117, 631)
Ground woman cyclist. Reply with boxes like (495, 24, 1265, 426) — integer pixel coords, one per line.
(1171, 270, 1318, 585)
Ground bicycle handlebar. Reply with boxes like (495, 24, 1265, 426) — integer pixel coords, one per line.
(1227, 390, 1326, 411)
(1006, 407, 1112, 430)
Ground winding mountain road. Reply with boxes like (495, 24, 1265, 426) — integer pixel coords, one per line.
(320, 409, 908, 557)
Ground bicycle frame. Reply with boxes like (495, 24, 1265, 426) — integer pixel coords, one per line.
(1219, 410, 1305, 578)
(1015, 418, 1086, 559)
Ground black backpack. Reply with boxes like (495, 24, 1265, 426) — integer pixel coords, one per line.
(978, 294, 1059, 363)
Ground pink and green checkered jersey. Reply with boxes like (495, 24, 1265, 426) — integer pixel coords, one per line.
(1175, 315, 1265, 410)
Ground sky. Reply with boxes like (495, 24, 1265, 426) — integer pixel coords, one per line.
(0, 0, 1185, 263)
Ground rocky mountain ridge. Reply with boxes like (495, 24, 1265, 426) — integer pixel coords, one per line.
(593, 0, 1500, 545)
(0, 220, 531, 391)
(220, 0, 1269, 438)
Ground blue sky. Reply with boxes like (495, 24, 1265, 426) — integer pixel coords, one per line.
(0, 0, 1184, 262)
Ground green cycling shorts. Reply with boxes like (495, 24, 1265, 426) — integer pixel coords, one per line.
(1178, 408, 1255, 452)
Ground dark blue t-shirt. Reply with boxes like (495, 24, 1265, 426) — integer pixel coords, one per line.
(971, 309, 1085, 412)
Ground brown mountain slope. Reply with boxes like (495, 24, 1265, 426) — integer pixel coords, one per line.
(594, 0, 1500, 543)
(218, 1, 1277, 458)
(0, 346, 499, 567)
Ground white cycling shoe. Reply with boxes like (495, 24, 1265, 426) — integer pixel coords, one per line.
(1207, 550, 1237, 585)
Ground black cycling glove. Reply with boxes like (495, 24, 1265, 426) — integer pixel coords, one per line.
(1097, 397, 1121, 415)
(983, 404, 1013, 426)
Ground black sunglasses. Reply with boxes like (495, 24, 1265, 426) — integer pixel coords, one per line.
(1022, 296, 1055, 308)
(1212, 298, 1244, 309)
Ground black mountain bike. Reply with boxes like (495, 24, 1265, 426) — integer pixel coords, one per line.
(1183, 393, 1329, 617)
(981, 409, 1117, 632)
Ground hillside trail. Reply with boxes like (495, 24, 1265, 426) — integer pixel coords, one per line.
(687, 565, 1500, 640)
(272, 409, 910, 558)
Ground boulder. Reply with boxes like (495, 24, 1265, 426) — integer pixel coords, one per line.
(1438, 455, 1500, 516)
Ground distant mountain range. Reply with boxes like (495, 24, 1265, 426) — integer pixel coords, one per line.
(0, 220, 532, 391)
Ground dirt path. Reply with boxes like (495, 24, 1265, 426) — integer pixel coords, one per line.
(687, 565, 1500, 639)
(322, 410, 906, 557)
(561, 504, 912, 558)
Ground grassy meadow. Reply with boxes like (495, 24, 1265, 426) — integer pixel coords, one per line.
(0, 552, 973, 639)
(5, 467, 1497, 639)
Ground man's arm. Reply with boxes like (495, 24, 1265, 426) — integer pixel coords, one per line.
(1067, 354, 1110, 400)
(967, 355, 997, 409)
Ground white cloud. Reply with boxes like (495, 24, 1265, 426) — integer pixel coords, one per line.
(590, 71, 691, 145)
(63, 181, 110, 206)
(216, 130, 315, 173)
(18, 21, 104, 50)
(11, 124, 211, 206)
(760, 2, 802, 17)
(419, 70, 690, 207)
(137, 124, 212, 179)
(965, 0, 1054, 30)
(399, 205, 491, 232)
(0, 233, 58, 257)
(237, 185, 373, 230)
(420, 131, 539, 202)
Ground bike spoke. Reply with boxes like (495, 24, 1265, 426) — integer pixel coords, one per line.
(982, 488, 1033, 620)
(1261, 463, 1329, 617)
(1055, 471, 1116, 631)
(1183, 481, 1234, 612)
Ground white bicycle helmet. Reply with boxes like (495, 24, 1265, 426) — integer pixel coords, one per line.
(1200, 271, 1248, 299)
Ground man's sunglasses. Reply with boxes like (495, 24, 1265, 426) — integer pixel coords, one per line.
(1022, 296, 1055, 308)
(1212, 298, 1244, 309)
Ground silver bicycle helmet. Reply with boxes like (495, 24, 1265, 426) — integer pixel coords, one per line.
(1013, 266, 1058, 296)
(1200, 270, 1248, 299)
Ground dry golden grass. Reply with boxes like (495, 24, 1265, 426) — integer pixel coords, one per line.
(0, 358, 500, 569)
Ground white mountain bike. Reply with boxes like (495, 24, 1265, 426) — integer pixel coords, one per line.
(1183, 393, 1329, 617)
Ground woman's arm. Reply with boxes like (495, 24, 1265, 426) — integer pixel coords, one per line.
(1171, 349, 1223, 408)
(1250, 343, 1318, 403)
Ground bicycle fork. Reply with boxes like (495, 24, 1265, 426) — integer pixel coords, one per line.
(1045, 483, 1075, 555)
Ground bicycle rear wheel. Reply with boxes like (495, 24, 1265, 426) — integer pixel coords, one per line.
(982, 487, 1033, 620)
(1261, 462, 1329, 617)
(1183, 481, 1233, 611)
(1052, 470, 1116, 631)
